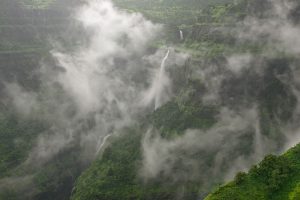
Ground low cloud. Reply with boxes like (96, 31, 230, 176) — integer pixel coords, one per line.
(141, 107, 267, 183)
(140, 0, 300, 192)
(4, 83, 38, 117)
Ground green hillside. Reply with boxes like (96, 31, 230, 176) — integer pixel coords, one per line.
(205, 144, 300, 200)
(70, 0, 300, 199)
(0, 0, 300, 199)
(70, 96, 218, 200)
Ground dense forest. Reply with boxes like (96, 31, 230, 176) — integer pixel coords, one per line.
(206, 143, 300, 200)
(0, 0, 300, 199)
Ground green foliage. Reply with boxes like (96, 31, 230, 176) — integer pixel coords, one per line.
(234, 172, 247, 185)
(71, 127, 201, 200)
(211, 4, 232, 22)
(205, 144, 300, 200)
(113, 0, 249, 58)
(289, 184, 300, 200)
(32, 147, 83, 200)
(251, 155, 291, 192)
(150, 101, 217, 138)
(150, 79, 217, 138)
(0, 112, 46, 178)
(1, 1, 299, 200)
(71, 128, 145, 200)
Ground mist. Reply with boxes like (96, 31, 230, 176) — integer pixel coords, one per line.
(8, 0, 162, 161)
(1, 0, 300, 199)
(0, 0, 183, 196)
(139, 0, 300, 190)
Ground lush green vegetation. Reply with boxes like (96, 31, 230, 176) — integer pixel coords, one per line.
(150, 79, 218, 138)
(71, 0, 300, 199)
(0, 2, 83, 200)
(32, 147, 84, 200)
(71, 127, 201, 200)
(70, 79, 220, 200)
(205, 144, 300, 200)
(0, 112, 45, 178)
(0, 0, 300, 200)
(113, 0, 254, 59)
(71, 58, 299, 199)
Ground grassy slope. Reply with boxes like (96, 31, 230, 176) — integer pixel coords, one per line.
(205, 144, 300, 200)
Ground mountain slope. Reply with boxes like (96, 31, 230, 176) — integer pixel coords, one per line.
(1, 0, 300, 200)
(70, 0, 300, 199)
(205, 143, 300, 200)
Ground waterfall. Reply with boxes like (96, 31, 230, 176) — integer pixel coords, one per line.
(142, 48, 171, 110)
(154, 49, 170, 110)
(96, 134, 112, 154)
(254, 118, 264, 159)
(180, 30, 184, 40)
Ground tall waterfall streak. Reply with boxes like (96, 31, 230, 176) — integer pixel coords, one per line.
(180, 30, 184, 40)
(254, 120, 264, 159)
(96, 134, 112, 154)
(154, 49, 170, 110)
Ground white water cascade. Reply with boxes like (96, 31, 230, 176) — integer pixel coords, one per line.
(154, 49, 170, 110)
(141, 48, 173, 110)
(96, 134, 112, 154)
(254, 119, 264, 159)
(180, 30, 184, 40)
